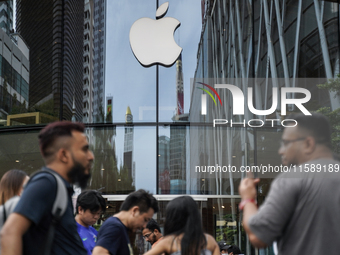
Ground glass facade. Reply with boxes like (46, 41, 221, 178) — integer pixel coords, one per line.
(0, 1, 340, 254)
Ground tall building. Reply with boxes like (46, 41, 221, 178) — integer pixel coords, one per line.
(83, 0, 94, 123)
(169, 54, 188, 194)
(16, 0, 84, 121)
(0, 29, 29, 125)
(158, 135, 170, 194)
(92, 0, 106, 121)
(0, 1, 13, 34)
(124, 106, 134, 185)
(176, 54, 184, 115)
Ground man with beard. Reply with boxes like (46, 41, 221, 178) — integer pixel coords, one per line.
(75, 190, 106, 255)
(239, 113, 340, 254)
(1, 121, 94, 255)
(142, 219, 163, 249)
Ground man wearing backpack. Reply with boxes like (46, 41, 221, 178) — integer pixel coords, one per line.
(1, 121, 94, 255)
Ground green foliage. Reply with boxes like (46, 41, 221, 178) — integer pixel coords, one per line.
(89, 127, 119, 193)
(215, 214, 238, 243)
(317, 73, 340, 96)
(10, 93, 28, 115)
(30, 98, 57, 116)
(317, 74, 340, 153)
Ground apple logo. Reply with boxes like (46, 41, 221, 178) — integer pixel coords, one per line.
(129, 2, 182, 67)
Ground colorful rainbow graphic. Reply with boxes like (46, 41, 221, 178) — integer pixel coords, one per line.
(196, 82, 222, 106)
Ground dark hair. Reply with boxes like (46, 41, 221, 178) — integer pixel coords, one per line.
(146, 218, 161, 233)
(76, 190, 106, 214)
(0, 169, 28, 205)
(286, 112, 332, 149)
(164, 196, 206, 255)
(120, 189, 158, 214)
(38, 121, 85, 158)
(227, 245, 242, 254)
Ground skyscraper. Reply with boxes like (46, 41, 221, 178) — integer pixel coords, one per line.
(124, 106, 134, 185)
(176, 54, 184, 115)
(0, 1, 13, 34)
(83, 0, 94, 123)
(169, 54, 188, 194)
(16, 0, 84, 121)
(92, 0, 106, 121)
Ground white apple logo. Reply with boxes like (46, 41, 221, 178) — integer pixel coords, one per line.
(129, 2, 182, 67)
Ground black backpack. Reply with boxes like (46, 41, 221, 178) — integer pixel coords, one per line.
(21, 170, 68, 255)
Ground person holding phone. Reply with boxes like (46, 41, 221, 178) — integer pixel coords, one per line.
(239, 113, 340, 255)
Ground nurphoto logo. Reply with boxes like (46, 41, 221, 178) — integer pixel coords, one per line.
(197, 81, 312, 128)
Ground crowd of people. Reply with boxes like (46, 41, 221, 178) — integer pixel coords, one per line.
(0, 112, 338, 255)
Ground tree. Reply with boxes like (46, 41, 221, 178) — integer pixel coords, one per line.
(317, 74, 340, 153)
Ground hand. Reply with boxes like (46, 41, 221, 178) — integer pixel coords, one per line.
(238, 178, 260, 200)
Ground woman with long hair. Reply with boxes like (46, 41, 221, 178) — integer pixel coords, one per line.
(144, 196, 219, 255)
(0, 169, 29, 228)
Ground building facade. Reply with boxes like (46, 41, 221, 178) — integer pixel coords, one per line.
(83, 0, 94, 123)
(92, 0, 106, 121)
(0, 1, 340, 254)
(0, 0, 13, 34)
(0, 29, 29, 126)
(16, 0, 84, 121)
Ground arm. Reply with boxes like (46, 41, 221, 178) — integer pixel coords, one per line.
(239, 178, 267, 248)
(92, 246, 111, 255)
(205, 234, 220, 255)
(144, 237, 170, 255)
(0, 213, 32, 255)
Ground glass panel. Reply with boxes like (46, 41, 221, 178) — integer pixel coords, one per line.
(88, 126, 156, 194)
(105, 0, 156, 123)
(0, 131, 43, 176)
(104, 198, 251, 255)
(189, 125, 254, 195)
(158, 0, 201, 122)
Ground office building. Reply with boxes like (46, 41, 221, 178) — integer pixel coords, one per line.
(0, 0, 13, 34)
(92, 0, 106, 122)
(16, 0, 84, 121)
(0, 29, 29, 125)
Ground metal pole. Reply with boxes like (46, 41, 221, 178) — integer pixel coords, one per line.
(156, 0, 159, 194)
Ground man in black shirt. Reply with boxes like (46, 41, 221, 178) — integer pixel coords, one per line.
(1, 121, 94, 255)
(93, 189, 158, 255)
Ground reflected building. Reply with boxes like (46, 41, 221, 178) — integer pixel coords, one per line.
(124, 106, 135, 186)
(189, 0, 340, 194)
(0, 1, 13, 34)
(92, 0, 106, 121)
(0, 29, 29, 126)
(158, 135, 170, 194)
(16, 0, 84, 121)
(83, 0, 94, 123)
(169, 55, 188, 194)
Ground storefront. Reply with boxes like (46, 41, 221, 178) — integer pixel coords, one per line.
(0, 1, 339, 254)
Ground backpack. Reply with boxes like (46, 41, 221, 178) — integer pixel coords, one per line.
(24, 169, 68, 255)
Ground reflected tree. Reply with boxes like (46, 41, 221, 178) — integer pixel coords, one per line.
(317, 75, 340, 153)
(89, 125, 118, 194)
(117, 164, 135, 194)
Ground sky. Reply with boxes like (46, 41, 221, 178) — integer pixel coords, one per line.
(105, 0, 202, 191)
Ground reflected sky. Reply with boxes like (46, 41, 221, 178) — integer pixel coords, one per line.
(113, 126, 156, 192)
(105, 0, 202, 122)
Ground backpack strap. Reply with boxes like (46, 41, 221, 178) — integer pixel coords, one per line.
(49, 171, 68, 219)
(2, 203, 6, 224)
(29, 169, 68, 255)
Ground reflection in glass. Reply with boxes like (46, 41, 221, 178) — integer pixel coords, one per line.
(0, 131, 43, 176)
(104, 197, 249, 255)
(88, 126, 156, 194)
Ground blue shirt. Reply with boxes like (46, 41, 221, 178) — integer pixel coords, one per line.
(14, 168, 87, 255)
(77, 222, 98, 255)
(96, 217, 133, 255)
